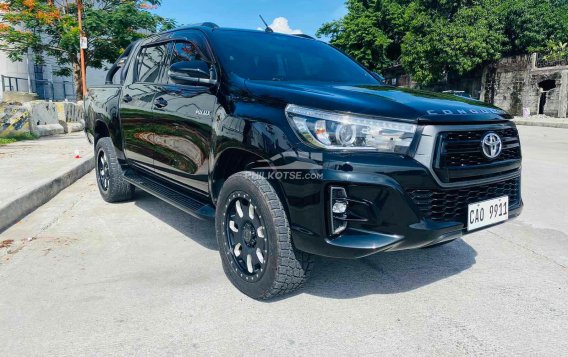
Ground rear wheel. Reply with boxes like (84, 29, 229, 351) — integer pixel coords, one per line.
(95, 137, 134, 203)
(216, 172, 314, 299)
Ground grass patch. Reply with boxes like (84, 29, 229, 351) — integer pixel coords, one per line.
(0, 132, 38, 145)
(0, 138, 17, 145)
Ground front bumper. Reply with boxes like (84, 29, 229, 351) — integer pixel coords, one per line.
(282, 151, 522, 259)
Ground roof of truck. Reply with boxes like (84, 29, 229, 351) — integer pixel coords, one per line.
(176, 22, 220, 30)
(160, 23, 314, 39)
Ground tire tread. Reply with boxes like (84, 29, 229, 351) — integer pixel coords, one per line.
(219, 172, 314, 299)
(95, 137, 134, 203)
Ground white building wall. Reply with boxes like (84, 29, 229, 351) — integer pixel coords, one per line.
(1, 50, 108, 101)
(0, 52, 35, 99)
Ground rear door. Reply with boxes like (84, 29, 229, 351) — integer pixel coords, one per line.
(120, 42, 168, 171)
(151, 33, 217, 193)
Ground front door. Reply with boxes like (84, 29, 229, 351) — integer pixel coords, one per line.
(151, 39, 216, 193)
(120, 43, 167, 172)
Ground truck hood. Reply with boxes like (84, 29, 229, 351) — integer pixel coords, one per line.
(243, 81, 511, 124)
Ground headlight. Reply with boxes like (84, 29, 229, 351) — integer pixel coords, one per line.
(285, 104, 417, 154)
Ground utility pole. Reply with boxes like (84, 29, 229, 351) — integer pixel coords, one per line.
(77, 0, 87, 99)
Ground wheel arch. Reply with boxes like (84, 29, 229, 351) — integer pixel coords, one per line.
(210, 147, 288, 211)
(94, 120, 110, 146)
(211, 147, 264, 202)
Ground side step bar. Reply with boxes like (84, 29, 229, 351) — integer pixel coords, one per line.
(123, 170, 215, 220)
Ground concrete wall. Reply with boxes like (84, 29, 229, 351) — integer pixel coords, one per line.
(55, 101, 85, 134)
(2, 91, 39, 103)
(0, 100, 84, 138)
(482, 55, 532, 115)
(529, 68, 568, 118)
(482, 54, 568, 118)
(559, 71, 568, 118)
(0, 104, 32, 137)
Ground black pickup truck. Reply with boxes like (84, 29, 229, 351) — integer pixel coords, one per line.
(84, 23, 522, 299)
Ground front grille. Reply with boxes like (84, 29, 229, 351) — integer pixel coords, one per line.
(435, 128, 521, 182)
(407, 177, 521, 223)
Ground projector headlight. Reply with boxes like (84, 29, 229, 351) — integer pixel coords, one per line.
(286, 104, 417, 154)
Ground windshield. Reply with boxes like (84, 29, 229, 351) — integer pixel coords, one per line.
(209, 30, 378, 84)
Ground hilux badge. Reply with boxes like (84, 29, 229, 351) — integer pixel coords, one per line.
(481, 133, 502, 159)
(196, 109, 211, 116)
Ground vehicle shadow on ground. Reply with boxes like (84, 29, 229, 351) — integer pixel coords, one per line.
(133, 191, 218, 251)
(303, 239, 477, 299)
(133, 191, 477, 299)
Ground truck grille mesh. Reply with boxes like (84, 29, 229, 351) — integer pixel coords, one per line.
(441, 128, 521, 167)
(407, 177, 521, 223)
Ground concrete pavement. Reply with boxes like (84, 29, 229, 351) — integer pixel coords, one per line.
(514, 115, 568, 129)
(0, 126, 567, 356)
(0, 133, 94, 232)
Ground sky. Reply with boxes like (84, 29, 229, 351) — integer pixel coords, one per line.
(153, 0, 347, 38)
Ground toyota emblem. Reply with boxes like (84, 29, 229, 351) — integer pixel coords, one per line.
(481, 133, 502, 159)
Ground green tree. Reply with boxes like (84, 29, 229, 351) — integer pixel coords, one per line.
(499, 0, 568, 55)
(317, 1, 392, 71)
(0, 0, 175, 99)
(543, 41, 568, 63)
(317, 0, 568, 85)
(400, 2, 505, 84)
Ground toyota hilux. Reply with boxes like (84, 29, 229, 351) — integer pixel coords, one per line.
(84, 23, 522, 299)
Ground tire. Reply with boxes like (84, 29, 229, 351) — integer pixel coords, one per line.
(95, 137, 134, 203)
(216, 171, 314, 300)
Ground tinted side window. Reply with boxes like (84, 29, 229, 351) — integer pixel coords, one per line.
(166, 41, 214, 85)
(170, 42, 207, 65)
(136, 44, 167, 83)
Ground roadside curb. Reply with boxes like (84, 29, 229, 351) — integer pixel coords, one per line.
(0, 156, 95, 233)
(514, 119, 568, 129)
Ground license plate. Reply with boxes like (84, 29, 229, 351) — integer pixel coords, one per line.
(467, 196, 509, 231)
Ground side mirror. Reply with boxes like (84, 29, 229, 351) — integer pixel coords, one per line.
(168, 60, 217, 86)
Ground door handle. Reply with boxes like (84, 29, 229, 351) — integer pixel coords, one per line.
(154, 97, 168, 109)
(122, 94, 132, 103)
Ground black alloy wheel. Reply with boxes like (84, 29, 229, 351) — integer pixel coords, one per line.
(224, 192, 268, 282)
(216, 171, 314, 300)
(97, 149, 110, 192)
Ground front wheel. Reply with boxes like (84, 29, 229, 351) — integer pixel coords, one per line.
(216, 172, 314, 300)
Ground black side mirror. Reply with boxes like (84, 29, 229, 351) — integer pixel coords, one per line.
(168, 60, 217, 86)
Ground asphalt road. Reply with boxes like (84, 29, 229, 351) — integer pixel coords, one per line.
(1, 126, 567, 356)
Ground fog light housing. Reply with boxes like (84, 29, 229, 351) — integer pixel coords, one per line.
(330, 187, 348, 235)
(332, 201, 347, 214)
